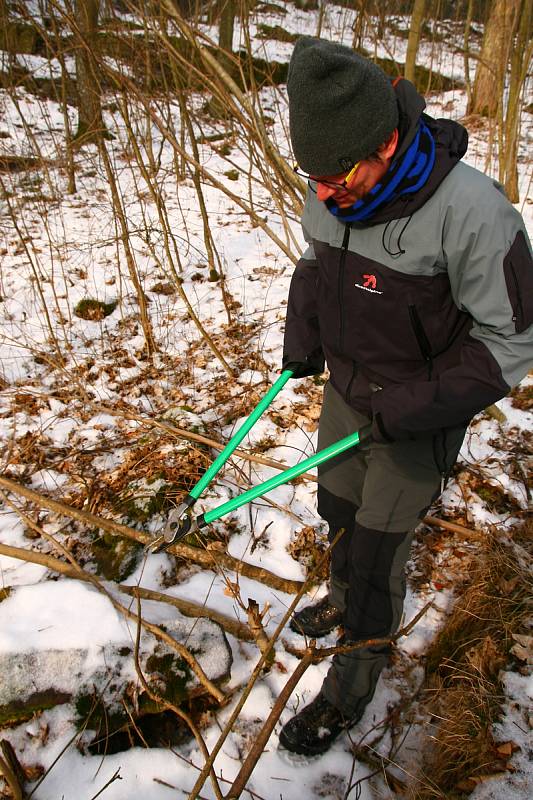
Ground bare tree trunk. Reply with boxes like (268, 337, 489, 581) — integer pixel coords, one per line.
(405, 0, 427, 84)
(463, 0, 475, 110)
(351, 1, 366, 50)
(316, 0, 326, 37)
(218, 0, 235, 53)
(74, 0, 106, 143)
(502, 0, 532, 201)
(49, 6, 77, 192)
(468, 0, 520, 117)
(0, 0, 9, 45)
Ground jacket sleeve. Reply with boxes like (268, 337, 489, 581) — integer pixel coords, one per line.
(371, 180, 533, 441)
(282, 223, 325, 378)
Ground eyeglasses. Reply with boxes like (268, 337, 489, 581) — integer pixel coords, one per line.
(293, 161, 361, 190)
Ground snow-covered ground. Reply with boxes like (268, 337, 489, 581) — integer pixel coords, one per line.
(0, 3, 531, 799)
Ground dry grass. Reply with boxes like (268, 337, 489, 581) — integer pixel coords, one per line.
(408, 518, 532, 798)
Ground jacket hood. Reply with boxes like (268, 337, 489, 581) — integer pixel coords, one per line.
(340, 78, 469, 226)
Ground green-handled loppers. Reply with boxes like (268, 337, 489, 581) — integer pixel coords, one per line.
(146, 369, 372, 553)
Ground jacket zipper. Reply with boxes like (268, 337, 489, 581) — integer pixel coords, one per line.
(510, 262, 524, 330)
(338, 225, 351, 352)
(408, 304, 433, 379)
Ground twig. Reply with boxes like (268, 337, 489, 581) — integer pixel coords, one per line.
(186, 532, 343, 800)
(224, 645, 316, 799)
(26, 719, 90, 799)
(0, 741, 25, 800)
(286, 602, 433, 661)
(346, 745, 407, 797)
(245, 598, 273, 664)
(87, 769, 122, 800)
(133, 595, 224, 800)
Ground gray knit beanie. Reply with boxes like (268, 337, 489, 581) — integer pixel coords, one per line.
(287, 37, 399, 176)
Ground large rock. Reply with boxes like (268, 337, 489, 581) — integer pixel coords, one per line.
(0, 612, 232, 743)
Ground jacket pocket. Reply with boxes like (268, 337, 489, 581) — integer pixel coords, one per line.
(503, 230, 533, 333)
(408, 304, 433, 378)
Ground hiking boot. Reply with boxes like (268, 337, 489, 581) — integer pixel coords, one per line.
(278, 691, 357, 756)
(290, 595, 343, 637)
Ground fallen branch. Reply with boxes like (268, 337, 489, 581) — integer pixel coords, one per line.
(422, 514, 485, 540)
(120, 585, 253, 641)
(98, 403, 317, 481)
(286, 602, 433, 661)
(0, 541, 253, 645)
(0, 476, 304, 594)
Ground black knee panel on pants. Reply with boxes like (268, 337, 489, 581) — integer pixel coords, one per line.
(345, 521, 408, 639)
(317, 485, 358, 584)
(317, 484, 358, 538)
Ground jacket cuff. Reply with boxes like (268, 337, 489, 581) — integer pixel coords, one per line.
(282, 348, 324, 379)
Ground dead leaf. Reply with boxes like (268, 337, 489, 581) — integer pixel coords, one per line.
(510, 634, 533, 664)
(495, 741, 517, 757)
(223, 581, 240, 598)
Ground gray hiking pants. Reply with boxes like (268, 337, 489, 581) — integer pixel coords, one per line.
(317, 382, 467, 716)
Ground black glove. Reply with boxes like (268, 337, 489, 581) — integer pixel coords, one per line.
(282, 350, 324, 379)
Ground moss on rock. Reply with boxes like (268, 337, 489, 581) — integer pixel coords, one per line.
(74, 298, 118, 321)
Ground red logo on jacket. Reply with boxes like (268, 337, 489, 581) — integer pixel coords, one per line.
(363, 274, 377, 289)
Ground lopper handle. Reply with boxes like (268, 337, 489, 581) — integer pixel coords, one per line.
(188, 369, 294, 502)
(197, 426, 373, 527)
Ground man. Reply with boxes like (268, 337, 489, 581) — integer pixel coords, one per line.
(279, 37, 533, 756)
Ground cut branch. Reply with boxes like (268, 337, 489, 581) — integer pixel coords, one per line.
(0, 476, 304, 594)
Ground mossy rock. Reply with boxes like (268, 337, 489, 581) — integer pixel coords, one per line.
(256, 23, 298, 43)
(0, 22, 44, 56)
(143, 652, 192, 709)
(0, 688, 71, 728)
(0, 648, 87, 728)
(115, 475, 175, 524)
(74, 298, 118, 321)
(74, 619, 231, 754)
(90, 531, 142, 581)
(76, 689, 192, 753)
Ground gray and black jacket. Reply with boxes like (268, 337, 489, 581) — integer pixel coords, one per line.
(283, 81, 533, 442)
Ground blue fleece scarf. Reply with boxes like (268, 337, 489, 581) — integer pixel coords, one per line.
(325, 120, 436, 223)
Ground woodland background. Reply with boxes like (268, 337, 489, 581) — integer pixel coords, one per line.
(0, 2, 531, 800)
